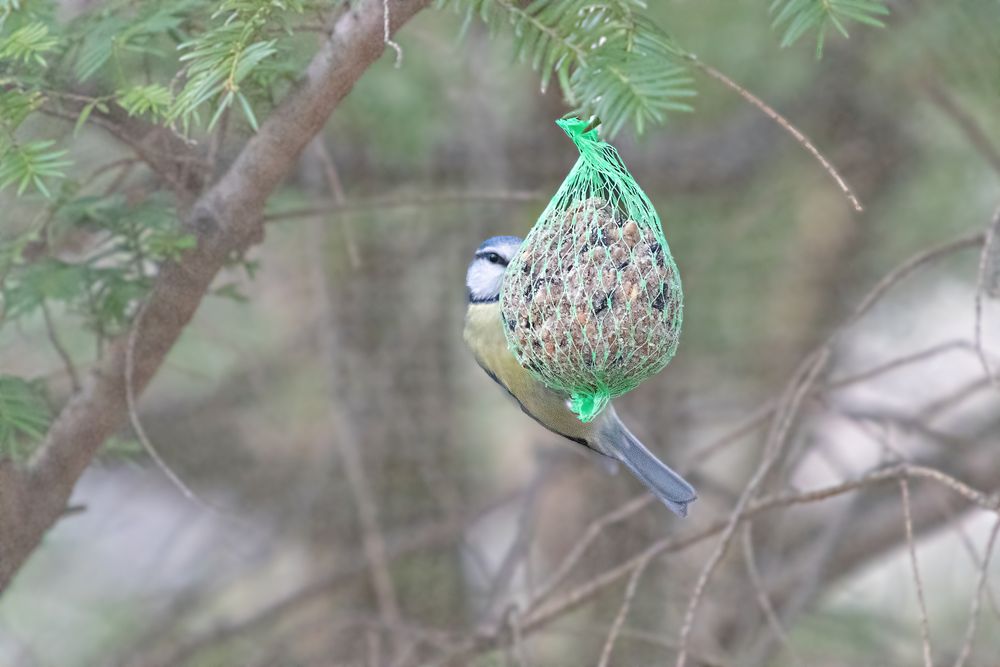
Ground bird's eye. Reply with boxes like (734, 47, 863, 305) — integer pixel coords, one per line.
(487, 252, 501, 264)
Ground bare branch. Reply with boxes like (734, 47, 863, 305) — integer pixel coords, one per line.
(922, 79, 1000, 179)
(827, 340, 976, 389)
(674, 347, 830, 667)
(40, 301, 79, 393)
(840, 231, 985, 333)
(687, 56, 864, 213)
(309, 137, 361, 268)
(953, 514, 1000, 667)
(974, 205, 1000, 393)
(900, 477, 935, 667)
(263, 190, 544, 222)
(530, 492, 654, 611)
(306, 144, 402, 658)
(597, 553, 652, 667)
(741, 523, 802, 667)
(435, 461, 999, 664)
(125, 300, 206, 504)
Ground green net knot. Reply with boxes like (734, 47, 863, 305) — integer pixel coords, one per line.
(569, 387, 611, 423)
(556, 117, 601, 150)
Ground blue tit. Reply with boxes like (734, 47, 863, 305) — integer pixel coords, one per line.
(463, 236, 697, 517)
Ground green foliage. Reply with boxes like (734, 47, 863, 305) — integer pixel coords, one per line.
(0, 0, 55, 32)
(0, 88, 43, 126)
(72, 2, 193, 82)
(0, 4, 67, 198)
(0, 139, 71, 197)
(770, 0, 889, 57)
(2, 2, 70, 198)
(0, 89, 69, 200)
(116, 84, 173, 121)
(0, 375, 51, 460)
(170, 0, 305, 131)
(437, 0, 696, 137)
(0, 20, 58, 65)
(1, 194, 194, 335)
(570, 17, 694, 136)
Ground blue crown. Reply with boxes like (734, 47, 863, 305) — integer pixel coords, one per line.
(477, 235, 522, 251)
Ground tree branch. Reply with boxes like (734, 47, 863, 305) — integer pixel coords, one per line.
(0, 0, 431, 593)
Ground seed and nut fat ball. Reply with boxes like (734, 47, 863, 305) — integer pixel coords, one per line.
(501, 197, 682, 394)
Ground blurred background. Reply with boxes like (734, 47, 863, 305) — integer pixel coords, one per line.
(2, 1, 1000, 665)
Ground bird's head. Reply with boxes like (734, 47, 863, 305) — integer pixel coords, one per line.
(466, 235, 522, 304)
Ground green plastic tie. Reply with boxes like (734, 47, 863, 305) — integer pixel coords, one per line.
(569, 388, 611, 423)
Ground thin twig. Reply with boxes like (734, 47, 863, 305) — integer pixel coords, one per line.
(40, 301, 80, 392)
(686, 231, 983, 473)
(529, 492, 654, 611)
(839, 231, 985, 334)
(597, 554, 652, 667)
(506, 606, 529, 667)
(430, 463, 998, 665)
(905, 465, 1000, 513)
(80, 157, 140, 190)
(125, 301, 205, 503)
(741, 523, 803, 667)
(938, 501, 1000, 631)
(827, 341, 976, 389)
(674, 347, 830, 667)
(306, 193, 403, 658)
(974, 205, 1000, 393)
(383, 0, 403, 66)
(901, 477, 935, 667)
(922, 79, 1000, 179)
(953, 514, 1000, 667)
(919, 377, 993, 423)
(264, 190, 544, 222)
(687, 55, 863, 213)
(206, 106, 230, 185)
(311, 138, 362, 268)
(682, 399, 776, 469)
(564, 626, 731, 667)
(38, 105, 191, 198)
(482, 458, 549, 620)
(985, 209, 1000, 300)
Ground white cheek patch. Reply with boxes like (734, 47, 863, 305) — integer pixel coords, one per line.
(467, 261, 505, 301)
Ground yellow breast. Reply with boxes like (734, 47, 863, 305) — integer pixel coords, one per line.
(463, 301, 593, 444)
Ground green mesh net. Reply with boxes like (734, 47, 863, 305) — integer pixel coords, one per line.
(500, 118, 683, 423)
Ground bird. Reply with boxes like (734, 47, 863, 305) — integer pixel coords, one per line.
(463, 235, 697, 517)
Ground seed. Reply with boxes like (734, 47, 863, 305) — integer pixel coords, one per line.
(625, 281, 640, 302)
(622, 220, 640, 247)
(611, 244, 628, 267)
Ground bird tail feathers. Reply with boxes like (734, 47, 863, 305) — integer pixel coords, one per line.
(598, 416, 697, 518)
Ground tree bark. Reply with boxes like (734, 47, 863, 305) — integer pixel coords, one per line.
(0, 0, 431, 594)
